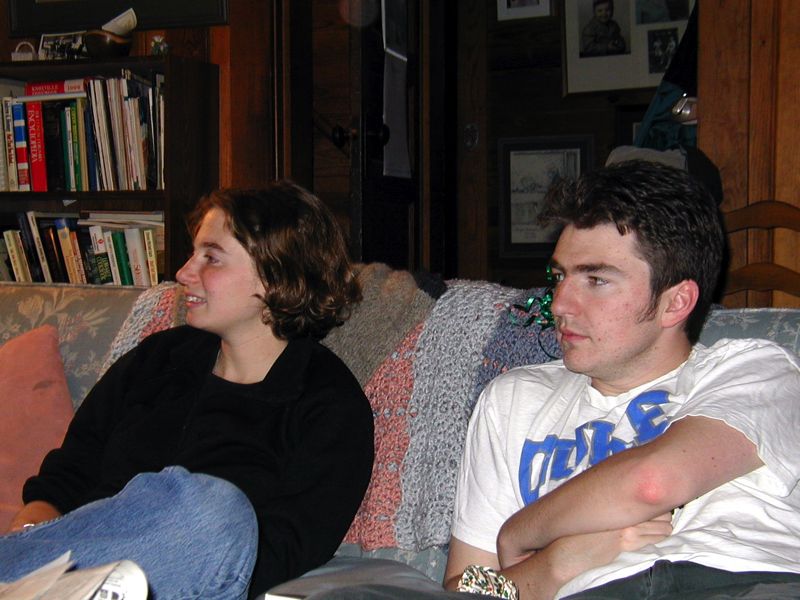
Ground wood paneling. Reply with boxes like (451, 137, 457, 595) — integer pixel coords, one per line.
(701, 0, 800, 307)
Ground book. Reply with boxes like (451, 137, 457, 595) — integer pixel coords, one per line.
(14, 91, 87, 103)
(53, 217, 80, 283)
(10, 100, 30, 191)
(1, 98, 18, 191)
(25, 210, 54, 282)
(111, 229, 133, 285)
(25, 101, 48, 191)
(16, 212, 45, 282)
(103, 229, 122, 285)
(37, 222, 69, 283)
(41, 101, 67, 191)
(87, 78, 116, 191)
(88, 225, 114, 284)
(3, 230, 32, 282)
(68, 227, 88, 283)
(142, 228, 159, 286)
(74, 97, 90, 191)
(61, 105, 75, 191)
(67, 100, 83, 191)
(0, 237, 12, 281)
(123, 227, 149, 286)
(0, 550, 147, 600)
(24, 78, 87, 96)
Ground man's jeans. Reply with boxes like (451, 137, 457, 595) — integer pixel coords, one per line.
(0, 466, 258, 600)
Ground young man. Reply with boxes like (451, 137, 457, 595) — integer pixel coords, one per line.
(444, 160, 800, 599)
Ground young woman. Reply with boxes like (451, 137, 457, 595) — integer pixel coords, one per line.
(1, 183, 375, 600)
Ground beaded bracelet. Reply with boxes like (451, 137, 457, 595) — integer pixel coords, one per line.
(456, 564, 519, 600)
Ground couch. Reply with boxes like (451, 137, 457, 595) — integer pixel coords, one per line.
(1, 266, 799, 595)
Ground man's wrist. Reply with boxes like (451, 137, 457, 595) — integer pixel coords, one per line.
(457, 564, 519, 600)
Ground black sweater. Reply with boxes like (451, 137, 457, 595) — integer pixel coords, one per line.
(24, 326, 374, 598)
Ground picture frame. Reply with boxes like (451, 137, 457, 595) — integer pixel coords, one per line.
(8, 0, 228, 37)
(497, 0, 552, 21)
(499, 135, 593, 259)
(563, 0, 694, 95)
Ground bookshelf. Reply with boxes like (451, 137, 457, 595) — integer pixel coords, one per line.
(0, 55, 219, 280)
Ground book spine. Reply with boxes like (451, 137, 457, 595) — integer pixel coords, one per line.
(69, 100, 83, 191)
(0, 108, 7, 191)
(68, 228, 88, 283)
(111, 230, 133, 285)
(142, 228, 159, 286)
(16, 212, 44, 282)
(25, 101, 48, 192)
(41, 101, 66, 192)
(88, 225, 114, 284)
(38, 223, 68, 283)
(0, 237, 12, 281)
(2, 98, 18, 191)
(123, 227, 148, 286)
(103, 229, 122, 285)
(4, 230, 32, 282)
(75, 97, 90, 191)
(10, 100, 31, 191)
(25, 78, 87, 95)
(26, 211, 53, 282)
(75, 225, 99, 284)
(54, 218, 79, 283)
(62, 106, 75, 192)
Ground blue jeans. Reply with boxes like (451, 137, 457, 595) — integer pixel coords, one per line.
(0, 467, 258, 600)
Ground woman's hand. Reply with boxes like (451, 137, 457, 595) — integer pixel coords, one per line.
(5, 501, 62, 534)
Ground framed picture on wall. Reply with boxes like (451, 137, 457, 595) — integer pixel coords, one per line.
(563, 0, 694, 94)
(8, 0, 228, 37)
(497, 0, 552, 21)
(499, 135, 593, 259)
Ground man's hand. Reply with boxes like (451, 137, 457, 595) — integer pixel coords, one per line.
(498, 512, 673, 570)
(503, 514, 673, 600)
(6, 501, 61, 533)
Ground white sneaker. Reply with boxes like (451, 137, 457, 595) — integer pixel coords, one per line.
(91, 560, 148, 600)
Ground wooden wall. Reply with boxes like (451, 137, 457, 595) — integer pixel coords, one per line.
(699, 0, 800, 308)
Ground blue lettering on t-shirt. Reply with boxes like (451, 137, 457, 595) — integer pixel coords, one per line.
(519, 390, 670, 504)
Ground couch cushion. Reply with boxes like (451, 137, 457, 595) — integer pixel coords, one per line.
(0, 325, 73, 532)
(0, 282, 146, 408)
(701, 308, 800, 355)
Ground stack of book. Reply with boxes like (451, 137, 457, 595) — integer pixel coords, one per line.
(0, 210, 163, 287)
(0, 69, 164, 193)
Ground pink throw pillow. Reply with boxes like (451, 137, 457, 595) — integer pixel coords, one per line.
(0, 325, 73, 532)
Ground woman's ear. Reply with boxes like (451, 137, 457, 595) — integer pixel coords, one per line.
(660, 279, 699, 329)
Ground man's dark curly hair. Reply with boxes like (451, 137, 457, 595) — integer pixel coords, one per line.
(539, 159, 724, 344)
(187, 182, 362, 340)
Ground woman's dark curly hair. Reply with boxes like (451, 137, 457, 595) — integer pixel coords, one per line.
(187, 182, 362, 340)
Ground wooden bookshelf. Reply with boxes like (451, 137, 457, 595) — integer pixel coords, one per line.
(0, 55, 219, 280)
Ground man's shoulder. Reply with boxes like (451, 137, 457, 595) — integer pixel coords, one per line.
(484, 359, 583, 399)
(693, 336, 799, 367)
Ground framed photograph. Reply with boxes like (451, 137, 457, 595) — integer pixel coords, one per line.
(497, 0, 552, 21)
(38, 31, 85, 60)
(563, 0, 693, 94)
(499, 135, 593, 259)
(8, 0, 228, 37)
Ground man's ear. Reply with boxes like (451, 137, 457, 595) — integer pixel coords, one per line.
(660, 279, 699, 329)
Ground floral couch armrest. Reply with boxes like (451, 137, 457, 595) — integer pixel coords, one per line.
(0, 282, 146, 409)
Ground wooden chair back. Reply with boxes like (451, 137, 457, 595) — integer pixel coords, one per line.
(723, 200, 800, 297)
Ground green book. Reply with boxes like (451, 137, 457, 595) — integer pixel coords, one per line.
(111, 229, 133, 285)
(68, 101, 83, 192)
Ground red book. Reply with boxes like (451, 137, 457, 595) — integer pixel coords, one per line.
(24, 78, 87, 96)
(25, 101, 48, 191)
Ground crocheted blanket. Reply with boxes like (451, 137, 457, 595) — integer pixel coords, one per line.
(345, 280, 560, 552)
(323, 263, 438, 387)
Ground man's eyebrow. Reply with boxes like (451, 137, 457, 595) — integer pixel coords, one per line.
(550, 260, 623, 275)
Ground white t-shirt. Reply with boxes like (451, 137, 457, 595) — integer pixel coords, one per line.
(451, 338, 800, 598)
